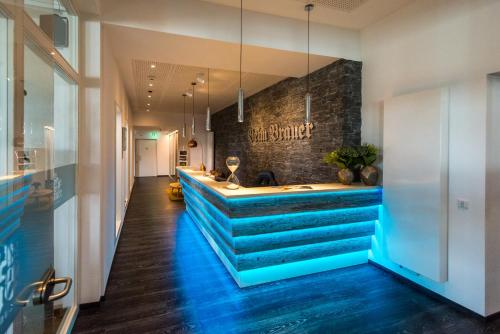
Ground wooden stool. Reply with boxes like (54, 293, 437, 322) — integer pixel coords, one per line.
(168, 182, 183, 201)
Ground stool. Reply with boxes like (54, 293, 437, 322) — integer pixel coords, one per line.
(168, 182, 183, 201)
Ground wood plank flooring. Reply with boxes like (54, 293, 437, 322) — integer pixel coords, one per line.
(73, 177, 500, 334)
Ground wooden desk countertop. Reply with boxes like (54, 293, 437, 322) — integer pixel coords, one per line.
(177, 167, 381, 199)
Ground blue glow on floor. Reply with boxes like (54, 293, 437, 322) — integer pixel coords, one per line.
(173, 212, 402, 333)
(174, 212, 244, 332)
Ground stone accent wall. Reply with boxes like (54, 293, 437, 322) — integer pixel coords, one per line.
(211, 59, 362, 186)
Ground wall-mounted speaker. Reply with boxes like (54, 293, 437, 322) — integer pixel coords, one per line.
(40, 14, 69, 48)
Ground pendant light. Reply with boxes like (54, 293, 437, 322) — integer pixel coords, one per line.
(206, 68, 211, 131)
(305, 3, 314, 125)
(188, 82, 198, 148)
(182, 93, 187, 138)
(237, 0, 244, 123)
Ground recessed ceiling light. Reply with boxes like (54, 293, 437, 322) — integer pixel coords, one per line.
(148, 95, 152, 98)
(185, 92, 193, 97)
(146, 109, 150, 112)
(147, 103, 150, 106)
(50, 51, 56, 55)
(148, 83, 153, 87)
(150, 64, 156, 69)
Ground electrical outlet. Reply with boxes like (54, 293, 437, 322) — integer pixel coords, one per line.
(457, 199, 469, 210)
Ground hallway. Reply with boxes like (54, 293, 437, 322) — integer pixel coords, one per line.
(72, 177, 500, 334)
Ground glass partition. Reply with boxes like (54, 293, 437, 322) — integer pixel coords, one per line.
(24, 0, 78, 71)
(0, 10, 13, 177)
(0, 25, 78, 334)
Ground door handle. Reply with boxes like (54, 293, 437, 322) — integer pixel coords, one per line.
(47, 277, 72, 302)
(15, 281, 44, 306)
(15, 268, 72, 306)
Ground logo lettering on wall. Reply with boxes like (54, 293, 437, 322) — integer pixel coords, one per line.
(248, 123, 314, 144)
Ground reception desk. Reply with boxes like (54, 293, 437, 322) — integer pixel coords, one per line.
(177, 167, 382, 287)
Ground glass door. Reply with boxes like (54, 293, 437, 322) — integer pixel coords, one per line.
(0, 9, 78, 333)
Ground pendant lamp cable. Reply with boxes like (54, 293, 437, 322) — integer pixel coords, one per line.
(240, 0, 243, 89)
(307, 4, 310, 94)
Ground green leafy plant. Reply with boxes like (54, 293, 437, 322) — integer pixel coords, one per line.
(323, 144, 379, 170)
(323, 146, 361, 170)
(357, 144, 379, 167)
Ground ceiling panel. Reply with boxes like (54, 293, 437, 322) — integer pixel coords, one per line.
(296, 0, 369, 13)
(131, 59, 286, 115)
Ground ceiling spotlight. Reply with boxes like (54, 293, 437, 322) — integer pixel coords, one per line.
(146, 109, 150, 112)
(147, 103, 150, 106)
(185, 92, 193, 97)
(149, 83, 153, 87)
(150, 64, 156, 69)
(50, 51, 56, 56)
(196, 73, 205, 84)
(148, 95, 152, 98)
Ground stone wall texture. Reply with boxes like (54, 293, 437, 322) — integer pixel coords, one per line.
(211, 59, 362, 186)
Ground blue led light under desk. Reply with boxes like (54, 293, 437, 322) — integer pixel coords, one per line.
(179, 172, 382, 287)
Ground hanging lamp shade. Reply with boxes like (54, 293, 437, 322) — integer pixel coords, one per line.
(188, 82, 198, 148)
(237, 0, 244, 123)
(304, 3, 313, 125)
(206, 68, 211, 131)
(182, 93, 187, 138)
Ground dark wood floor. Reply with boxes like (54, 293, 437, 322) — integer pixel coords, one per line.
(73, 177, 500, 334)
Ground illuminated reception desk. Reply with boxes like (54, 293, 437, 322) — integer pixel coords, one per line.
(177, 167, 382, 287)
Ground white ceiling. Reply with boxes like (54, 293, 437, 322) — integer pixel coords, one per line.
(200, 0, 413, 29)
(105, 24, 336, 115)
(131, 59, 286, 115)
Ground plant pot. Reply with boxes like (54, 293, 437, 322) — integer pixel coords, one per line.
(361, 165, 379, 186)
(337, 168, 354, 185)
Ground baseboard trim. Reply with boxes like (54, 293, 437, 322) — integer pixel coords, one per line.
(368, 260, 488, 321)
(79, 296, 105, 310)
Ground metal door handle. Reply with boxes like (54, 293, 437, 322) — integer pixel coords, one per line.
(15, 281, 43, 306)
(47, 277, 72, 302)
(14, 268, 72, 306)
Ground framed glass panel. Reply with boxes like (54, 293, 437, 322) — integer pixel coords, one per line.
(0, 28, 78, 334)
(24, 0, 78, 71)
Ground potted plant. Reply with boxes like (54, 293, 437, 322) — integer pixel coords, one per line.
(357, 144, 379, 186)
(323, 147, 361, 185)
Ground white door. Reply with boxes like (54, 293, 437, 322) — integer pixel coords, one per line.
(136, 139, 157, 177)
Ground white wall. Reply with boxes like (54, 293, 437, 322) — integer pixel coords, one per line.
(362, 0, 500, 316)
(486, 75, 500, 314)
(101, 25, 135, 292)
(157, 131, 178, 176)
(79, 18, 102, 304)
(79, 19, 135, 304)
(133, 111, 211, 170)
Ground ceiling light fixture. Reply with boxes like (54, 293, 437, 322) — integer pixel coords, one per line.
(237, 0, 244, 123)
(188, 82, 198, 148)
(305, 3, 314, 125)
(148, 95, 152, 98)
(206, 68, 211, 131)
(150, 64, 156, 69)
(196, 73, 205, 84)
(182, 93, 187, 138)
(149, 83, 153, 87)
(146, 109, 150, 112)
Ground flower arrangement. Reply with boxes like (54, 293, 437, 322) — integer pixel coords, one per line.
(323, 144, 380, 185)
(323, 146, 361, 170)
(357, 144, 379, 167)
